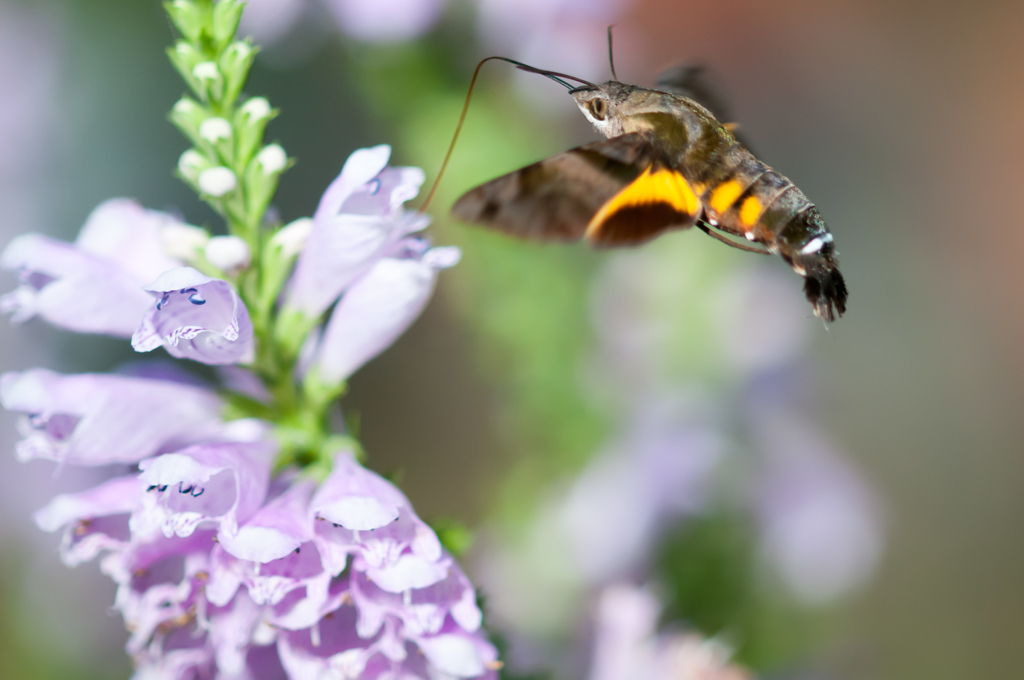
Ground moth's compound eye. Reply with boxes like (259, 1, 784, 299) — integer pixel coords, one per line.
(589, 98, 608, 120)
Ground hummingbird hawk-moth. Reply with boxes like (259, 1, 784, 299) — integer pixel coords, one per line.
(450, 58, 848, 322)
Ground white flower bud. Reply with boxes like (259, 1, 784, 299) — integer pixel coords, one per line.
(205, 235, 251, 271)
(271, 218, 313, 259)
(178, 149, 209, 181)
(172, 98, 201, 117)
(192, 61, 220, 81)
(256, 144, 287, 174)
(199, 117, 232, 142)
(240, 97, 271, 121)
(198, 166, 237, 196)
(161, 223, 210, 261)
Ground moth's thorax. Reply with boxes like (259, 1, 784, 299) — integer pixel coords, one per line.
(571, 81, 699, 142)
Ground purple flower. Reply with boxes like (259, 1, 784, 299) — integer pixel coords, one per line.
(284, 145, 427, 321)
(588, 584, 750, 680)
(0, 369, 224, 464)
(135, 440, 274, 539)
(310, 451, 443, 576)
(311, 245, 460, 384)
(132, 266, 255, 365)
(752, 416, 883, 605)
(33, 474, 140, 566)
(1, 199, 185, 336)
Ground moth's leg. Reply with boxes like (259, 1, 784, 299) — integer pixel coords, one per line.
(696, 221, 771, 254)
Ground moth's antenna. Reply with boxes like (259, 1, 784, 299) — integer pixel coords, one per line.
(607, 25, 618, 80)
(420, 56, 594, 212)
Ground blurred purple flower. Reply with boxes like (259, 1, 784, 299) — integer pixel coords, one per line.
(240, 0, 446, 46)
(0, 369, 224, 464)
(752, 415, 883, 605)
(1, 199, 184, 337)
(557, 395, 725, 584)
(284, 144, 427, 320)
(589, 584, 751, 680)
(132, 267, 255, 366)
(324, 0, 445, 42)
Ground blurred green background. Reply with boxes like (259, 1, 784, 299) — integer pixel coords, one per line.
(1, 0, 1023, 679)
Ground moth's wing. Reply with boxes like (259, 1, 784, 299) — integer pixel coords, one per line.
(452, 133, 652, 242)
(452, 133, 703, 248)
(656, 63, 756, 152)
(656, 63, 734, 123)
(584, 164, 702, 248)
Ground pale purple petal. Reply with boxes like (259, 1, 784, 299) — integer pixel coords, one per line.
(1, 199, 185, 336)
(136, 440, 274, 539)
(414, 620, 501, 679)
(1, 234, 156, 335)
(34, 475, 140, 566)
(311, 451, 441, 575)
(268, 575, 349, 632)
(0, 369, 224, 464)
(313, 247, 459, 383)
(130, 620, 215, 680)
(360, 552, 451, 593)
(349, 564, 481, 639)
(206, 592, 269, 677)
(277, 603, 378, 679)
(218, 478, 316, 563)
(132, 267, 254, 365)
(112, 535, 213, 654)
(286, 145, 428, 318)
(207, 540, 327, 608)
(74, 199, 183, 282)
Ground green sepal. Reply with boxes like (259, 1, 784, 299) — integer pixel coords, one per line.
(274, 308, 318, 362)
(243, 145, 289, 225)
(219, 41, 256, 110)
(191, 60, 225, 104)
(212, 0, 245, 51)
(235, 98, 277, 170)
(168, 96, 210, 147)
(163, 0, 207, 43)
(166, 42, 206, 97)
(176, 148, 214, 189)
(258, 220, 306, 319)
(302, 368, 347, 418)
(429, 518, 475, 557)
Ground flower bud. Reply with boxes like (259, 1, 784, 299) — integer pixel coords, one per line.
(178, 149, 212, 184)
(198, 116, 233, 163)
(235, 97, 276, 166)
(205, 235, 251, 272)
(245, 145, 288, 218)
(192, 61, 224, 102)
(270, 218, 313, 260)
(219, 41, 255, 108)
(160, 222, 210, 262)
(167, 41, 205, 94)
(198, 166, 238, 197)
(169, 97, 208, 146)
(256, 144, 287, 175)
(212, 0, 246, 49)
(164, 0, 206, 42)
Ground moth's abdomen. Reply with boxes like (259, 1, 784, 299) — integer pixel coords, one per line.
(695, 151, 847, 321)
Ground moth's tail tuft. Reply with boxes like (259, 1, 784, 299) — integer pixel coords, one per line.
(804, 268, 847, 323)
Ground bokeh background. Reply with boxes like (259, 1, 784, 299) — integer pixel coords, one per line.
(1, 0, 1023, 678)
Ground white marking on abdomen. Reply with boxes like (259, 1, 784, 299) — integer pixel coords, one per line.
(800, 233, 833, 254)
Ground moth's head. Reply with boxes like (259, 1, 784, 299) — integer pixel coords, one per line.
(571, 81, 645, 137)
